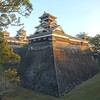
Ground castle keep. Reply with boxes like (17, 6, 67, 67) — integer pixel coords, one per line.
(29, 12, 88, 46)
(20, 12, 98, 97)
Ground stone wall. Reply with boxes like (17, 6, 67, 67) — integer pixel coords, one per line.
(18, 42, 60, 96)
(14, 41, 99, 97)
(53, 44, 98, 96)
(93, 51, 100, 67)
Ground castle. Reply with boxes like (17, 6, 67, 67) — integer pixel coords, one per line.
(15, 12, 99, 97)
(29, 12, 88, 47)
(2, 27, 28, 45)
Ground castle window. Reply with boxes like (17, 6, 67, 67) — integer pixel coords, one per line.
(38, 38, 41, 41)
(46, 37, 48, 40)
(43, 37, 46, 40)
(35, 32, 39, 34)
(33, 39, 36, 42)
(43, 30, 47, 33)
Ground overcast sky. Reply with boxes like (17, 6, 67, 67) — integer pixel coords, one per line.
(8, 0, 100, 37)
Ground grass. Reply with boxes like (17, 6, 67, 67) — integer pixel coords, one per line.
(3, 72, 100, 100)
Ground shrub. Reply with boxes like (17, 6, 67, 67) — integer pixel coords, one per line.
(0, 68, 20, 99)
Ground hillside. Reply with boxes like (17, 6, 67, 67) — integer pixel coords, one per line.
(3, 72, 100, 100)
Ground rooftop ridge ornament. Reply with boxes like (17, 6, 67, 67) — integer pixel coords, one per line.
(39, 12, 57, 19)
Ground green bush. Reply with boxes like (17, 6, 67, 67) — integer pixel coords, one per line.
(0, 68, 20, 99)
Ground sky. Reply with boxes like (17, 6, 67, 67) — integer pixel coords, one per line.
(7, 0, 100, 37)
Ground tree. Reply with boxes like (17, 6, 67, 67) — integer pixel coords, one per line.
(0, 0, 33, 31)
(76, 32, 91, 41)
(0, 0, 33, 99)
(76, 32, 87, 39)
(90, 34, 100, 51)
(0, 38, 20, 98)
(0, 38, 20, 64)
(0, 0, 33, 64)
(0, 68, 20, 99)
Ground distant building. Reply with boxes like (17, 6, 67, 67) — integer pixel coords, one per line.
(2, 31, 19, 45)
(2, 28, 28, 45)
(15, 27, 28, 44)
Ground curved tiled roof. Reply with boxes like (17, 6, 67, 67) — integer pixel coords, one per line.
(39, 12, 57, 19)
(6, 37, 19, 42)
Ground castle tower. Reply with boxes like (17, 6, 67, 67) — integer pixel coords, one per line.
(29, 12, 88, 48)
(37, 11, 57, 28)
(15, 27, 28, 44)
(21, 12, 99, 97)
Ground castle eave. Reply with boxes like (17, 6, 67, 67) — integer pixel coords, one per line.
(69, 38, 82, 42)
(29, 34, 51, 40)
(29, 34, 69, 40)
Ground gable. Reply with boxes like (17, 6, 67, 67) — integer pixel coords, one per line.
(53, 26, 65, 35)
(34, 27, 49, 35)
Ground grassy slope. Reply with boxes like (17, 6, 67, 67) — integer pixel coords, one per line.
(3, 72, 100, 100)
